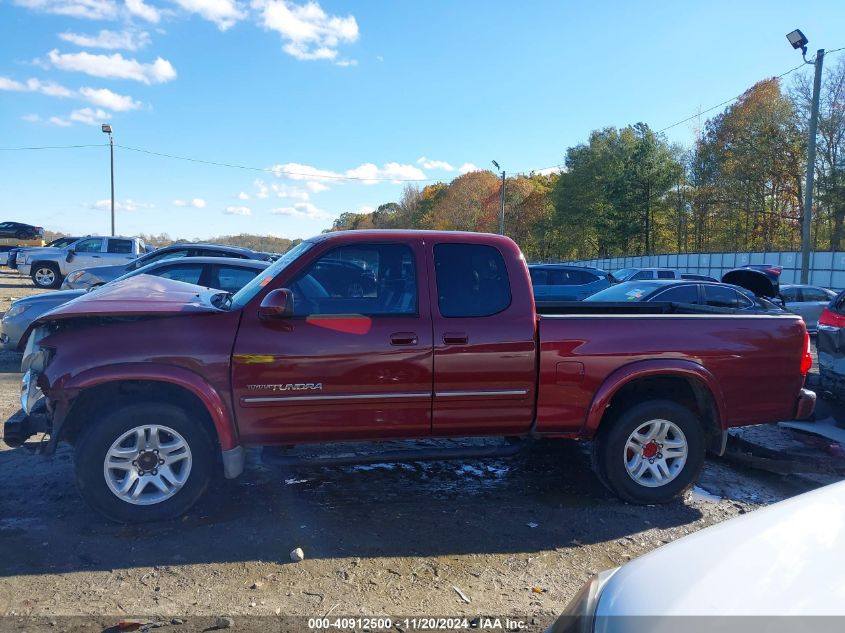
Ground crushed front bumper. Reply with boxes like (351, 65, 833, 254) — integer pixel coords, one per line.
(794, 388, 816, 420)
(3, 400, 49, 448)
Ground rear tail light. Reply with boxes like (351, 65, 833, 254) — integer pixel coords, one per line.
(800, 330, 812, 376)
(819, 307, 845, 328)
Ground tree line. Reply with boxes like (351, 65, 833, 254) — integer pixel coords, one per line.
(329, 58, 845, 262)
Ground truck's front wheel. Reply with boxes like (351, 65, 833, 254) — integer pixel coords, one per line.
(31, 263, 62, 289)
(74, 402, 214, 522)
(592, 400, 705, 504)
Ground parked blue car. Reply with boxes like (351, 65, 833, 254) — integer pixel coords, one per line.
(528, 263, 612, 301)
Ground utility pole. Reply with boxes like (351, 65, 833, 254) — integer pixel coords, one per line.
(801, 49, 824, 284)
(102, 124, 115, 236)
(787, 30, 824, 284)
(492, 160, 505, 235)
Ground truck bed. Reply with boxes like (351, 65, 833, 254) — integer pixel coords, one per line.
(534, 303, 807, 435)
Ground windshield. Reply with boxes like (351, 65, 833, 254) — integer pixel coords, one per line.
(47, 237, 77, 248)
(585, 281, 665, 301)
(229, 241, 314, 308)
(612, 268, 636, 281)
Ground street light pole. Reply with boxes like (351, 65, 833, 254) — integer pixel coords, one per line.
(787, 30, 825, 284)
(492, 160, 505, 235)
(801, 49, 824, 284)
(102, 124, 115, 236)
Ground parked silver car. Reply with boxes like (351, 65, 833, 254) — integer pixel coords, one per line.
(0, 257, 269, 350)
(780, 284, 837, 333)
(547, 481, 845, 632)
(61, 242, 274, 290)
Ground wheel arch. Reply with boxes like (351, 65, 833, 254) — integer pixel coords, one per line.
(55, 364, 238, 452)
(584, 359, 727, 450)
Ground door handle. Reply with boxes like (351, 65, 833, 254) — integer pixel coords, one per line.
(390, 332, 418, 346)
(443, 332, 468, 345)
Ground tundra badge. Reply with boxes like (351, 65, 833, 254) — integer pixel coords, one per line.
(247, 383, 323, 392)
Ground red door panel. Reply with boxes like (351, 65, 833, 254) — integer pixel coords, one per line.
(428, 240, 537, 436)
(231, 241, 433, 444)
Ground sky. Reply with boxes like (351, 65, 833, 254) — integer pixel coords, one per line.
(1, 0, 844, 241)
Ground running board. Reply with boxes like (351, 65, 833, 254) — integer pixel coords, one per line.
(261, 438, 531, 468)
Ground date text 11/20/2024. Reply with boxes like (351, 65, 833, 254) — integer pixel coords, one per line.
(307, 617, 528, 630)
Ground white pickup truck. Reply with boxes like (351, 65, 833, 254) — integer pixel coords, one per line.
(17, 236, 147, 289)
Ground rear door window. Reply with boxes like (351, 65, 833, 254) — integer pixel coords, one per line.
(802, 287, 830, 302)
(213, 265, 260, 293)
(781, 287, 801, 302)
(704, 285, 752, 308)
(529, 269, 549, 286)
(434, 243, 511, 317)
(107, 239, 134, 254)
(630, 270, 654, 280)
(156, 263, 205, 285)
(652, 284, 699, 304)
(73, 238, 104, 253)
(657, 270, 676, 279)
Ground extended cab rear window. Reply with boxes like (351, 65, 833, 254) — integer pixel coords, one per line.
(434, 243, 511, 317)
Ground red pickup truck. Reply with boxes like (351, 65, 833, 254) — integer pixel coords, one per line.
(5, 231, 815, 522)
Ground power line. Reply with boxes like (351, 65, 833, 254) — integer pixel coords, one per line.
(656, 47, 845, 135)
(115, 144, 437, 182)
(0, 143, 107, 151)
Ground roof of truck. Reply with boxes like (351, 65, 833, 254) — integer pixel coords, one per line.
(308, 230, 516, 243)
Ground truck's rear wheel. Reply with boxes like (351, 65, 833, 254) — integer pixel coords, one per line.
(74, 402, 214, 523)
(31, 263, 61, 289)
(592, 399, 704, 504)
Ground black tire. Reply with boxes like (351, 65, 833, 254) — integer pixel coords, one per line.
(31, 262, 62, 289)
(74, 402, 215, 523)
(592, 399, 705, 504)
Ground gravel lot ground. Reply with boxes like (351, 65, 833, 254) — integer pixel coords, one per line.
(0, 269, 841, 631)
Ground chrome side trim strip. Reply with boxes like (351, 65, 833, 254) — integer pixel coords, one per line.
(242, 391, 431, 404)
(435, 389, 529, 398)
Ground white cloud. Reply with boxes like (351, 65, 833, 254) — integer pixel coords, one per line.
(22, 114, 42, 123)
(253, 179, 270, 198)
(269, 161, 426, 185)
(173, 198, 207, 208)
(46, 49, 176, 84)
(49, 107, 111, 126)
(79, 86, 142, 111)
(2, 75, 142, 116)
(59, 29, 151, 51)
(0, 76, 75, 98)
(125, 0, 161, 22)
(305, 181, 328, 193)
(237, 191, 250, 200)
(173, 0, 245, 30)
(224, 205, 251, 216)
(417, 156, 454, 171)
(269, 201, 331, 219)
(270, 182, 309, 200)
(458, 162, 479, 174)
(252, 0, 358, 64)
(376, 55, 383, 62)
(13, 0, 118, 20)
(89, 198, 154, 211)
(346, 162, 427, 184)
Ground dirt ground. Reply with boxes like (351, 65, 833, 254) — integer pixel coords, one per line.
(0, 269, 842, 631)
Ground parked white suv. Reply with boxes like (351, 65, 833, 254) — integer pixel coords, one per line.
(17, 236, 147, 289)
